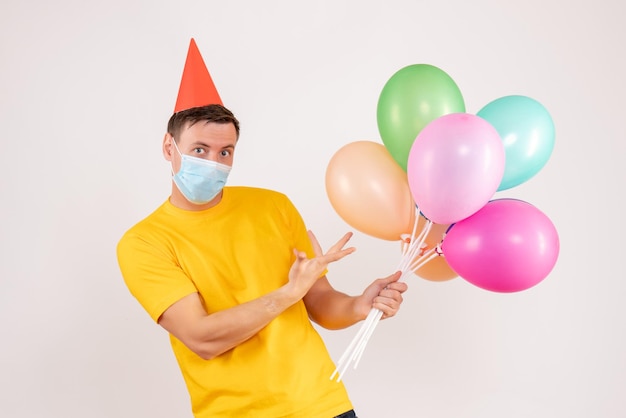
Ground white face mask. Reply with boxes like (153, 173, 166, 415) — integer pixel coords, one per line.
(171, 140, 231, 204)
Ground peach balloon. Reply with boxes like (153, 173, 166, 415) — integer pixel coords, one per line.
(325, 141, 416, 241)
(415, 257, 458, 282)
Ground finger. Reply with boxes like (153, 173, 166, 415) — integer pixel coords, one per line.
(307, 230, 324, 257)
(384, 281, 408, 294)
(317, 247, 355, 264)
(326, 232, 354, 254)
(379, 286, 404, 302)
(373, 300, 400, 319)
(292, 248, 308, 262)
(380, 287, 400, 298)
(381, 271, 402, 287)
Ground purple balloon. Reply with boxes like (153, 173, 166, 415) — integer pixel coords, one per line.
(407, 113, 505, 224)
(441, 199, 559, 293)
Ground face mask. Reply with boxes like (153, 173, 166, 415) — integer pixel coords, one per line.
(171, 140, 232, 205)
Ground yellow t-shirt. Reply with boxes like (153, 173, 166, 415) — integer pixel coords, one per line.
(117, 187, 353, 418)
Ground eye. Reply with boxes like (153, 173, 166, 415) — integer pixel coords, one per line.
(220, 149, 231, 157)
(192, 147, 206, 155)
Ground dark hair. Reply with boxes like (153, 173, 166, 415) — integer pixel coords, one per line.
(167, 104, 240, 140)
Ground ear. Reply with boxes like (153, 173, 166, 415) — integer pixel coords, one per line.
(162, 133, 174, 161)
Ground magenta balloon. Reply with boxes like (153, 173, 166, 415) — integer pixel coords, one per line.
(441, 199, 560, 293)
(407, 113, 505, 224)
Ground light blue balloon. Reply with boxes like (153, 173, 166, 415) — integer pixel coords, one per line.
(477, 95, 555, 191)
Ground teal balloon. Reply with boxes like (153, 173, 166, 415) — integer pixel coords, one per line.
(477, 95, 555, 191)
(377, 64, 465, 171)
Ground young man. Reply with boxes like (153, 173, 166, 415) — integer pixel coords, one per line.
(117, 39, 407, 418)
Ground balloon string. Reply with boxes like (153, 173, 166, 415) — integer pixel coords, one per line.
(409, 248, 438, 271)
(331, 210, 437, 382)
(330, 308, 379, 381)
(405, 207, 420, 250)
(400, 208, 420, 257)
(398, 218, 432, 273)
(351, 308, 384, 368)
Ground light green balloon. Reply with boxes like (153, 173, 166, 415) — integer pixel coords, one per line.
(377, 64, 465, 171)
(477, 95, 555, 191)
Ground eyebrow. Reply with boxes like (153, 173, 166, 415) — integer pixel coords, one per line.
(191, 141, 235, 149)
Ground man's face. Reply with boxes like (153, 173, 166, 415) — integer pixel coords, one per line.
(163, 121, 238, 210)
(165, 121, 238, 172)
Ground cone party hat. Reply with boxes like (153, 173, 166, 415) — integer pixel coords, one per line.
(174, 38, 223, 113)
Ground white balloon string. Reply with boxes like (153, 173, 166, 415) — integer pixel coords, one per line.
(352, 268, 413, 367)
(333, 313, 378, 381)
(330, 309, 378, 381)
(331, 210, 437, 382)
(398, 219, 432, 273)
(352, 308, 385, 368)
(409, 248, 438, 272)
(400, 209, 420, 258)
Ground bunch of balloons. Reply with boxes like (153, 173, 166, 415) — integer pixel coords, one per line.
(327, 64, 560, 380)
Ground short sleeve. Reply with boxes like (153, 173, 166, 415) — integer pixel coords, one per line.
(117, 231, 198, 322)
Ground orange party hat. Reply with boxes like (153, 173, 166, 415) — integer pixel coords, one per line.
(174, 38, 223, 113)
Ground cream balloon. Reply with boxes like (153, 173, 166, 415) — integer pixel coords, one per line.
(325, 141, 416, 241)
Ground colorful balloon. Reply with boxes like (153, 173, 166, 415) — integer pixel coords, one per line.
(377, 64, 465, 171)
(477, 95, 555, 191)
(325, 141, 416, 241)
(441, 199, 560, 293)
(407, 113, 505, 225)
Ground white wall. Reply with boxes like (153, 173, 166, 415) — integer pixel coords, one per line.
(1, 0, 624, 417)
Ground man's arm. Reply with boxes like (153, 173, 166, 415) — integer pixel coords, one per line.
(303, 271, 406, 330)
(302, 230, 407, 330)
(158, 232, 356, 360)
(158, 286, 299, 360)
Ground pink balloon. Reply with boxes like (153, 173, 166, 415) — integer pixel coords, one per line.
(407, 113, 505, 224)
(441, 199, 560, 293)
